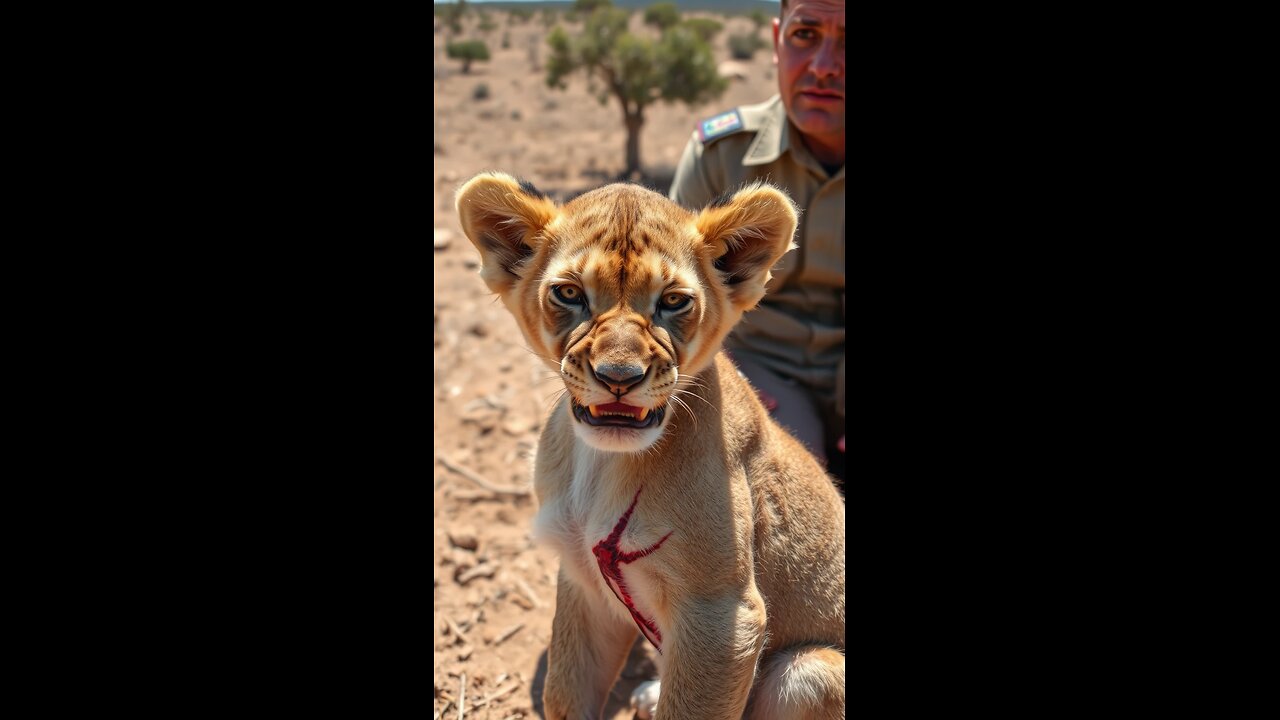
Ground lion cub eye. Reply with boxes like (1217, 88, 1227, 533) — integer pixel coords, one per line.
(659, 292, 691, 311)
(552, 284, 585, 305)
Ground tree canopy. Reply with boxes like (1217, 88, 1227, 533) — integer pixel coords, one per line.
(547, 3, 726, 177)
(644, 2, 680, 31)
(447, 40, 490, 74)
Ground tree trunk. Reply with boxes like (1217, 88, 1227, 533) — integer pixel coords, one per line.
(463, 58, 472, 73)
(624, 111, 644, 179)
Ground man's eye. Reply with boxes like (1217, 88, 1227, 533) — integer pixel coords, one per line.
(659, 293, 691, 311)
(553, 285, 585, 305)
(791, 28, 817, 42)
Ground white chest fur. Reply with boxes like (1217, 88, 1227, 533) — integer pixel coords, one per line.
(532, 443, 672, 651)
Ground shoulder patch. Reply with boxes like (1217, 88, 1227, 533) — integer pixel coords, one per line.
(697, 109, 745, 144)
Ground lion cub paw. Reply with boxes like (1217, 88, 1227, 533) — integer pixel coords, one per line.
(630, 680, 660, 719)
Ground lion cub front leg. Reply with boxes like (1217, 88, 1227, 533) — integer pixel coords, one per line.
(542, 567, 638, 720)
(653, 590, 768, 719)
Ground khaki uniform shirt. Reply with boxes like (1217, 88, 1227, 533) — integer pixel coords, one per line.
(669, 94, 844, 418)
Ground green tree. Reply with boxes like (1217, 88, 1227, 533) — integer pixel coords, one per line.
(447, 40, 490, 74)
(643, 2, 680, 31)
(548, 5, 727, 177)
(681, 17, 723, 43)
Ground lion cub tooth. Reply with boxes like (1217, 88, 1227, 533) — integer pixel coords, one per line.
(588, 404, 601, 418)
(637, 407, 649, 421)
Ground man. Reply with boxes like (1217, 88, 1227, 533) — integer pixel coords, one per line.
(669, 0, 845, 474)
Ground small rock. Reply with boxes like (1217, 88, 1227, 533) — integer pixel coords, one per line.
(434, 228, 454, 250)
(501, 418, 529, 437)
(449, 526, 480, 551)
(452, 549, 475, 572)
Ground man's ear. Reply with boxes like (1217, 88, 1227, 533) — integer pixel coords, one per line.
(772, 17, 781, 63)
(695, 183, 799, 310)
(454, 172, 558, 295)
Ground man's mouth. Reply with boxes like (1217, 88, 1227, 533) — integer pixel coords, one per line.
(799, 89, 843, 100)
(572, 401, 665, 429)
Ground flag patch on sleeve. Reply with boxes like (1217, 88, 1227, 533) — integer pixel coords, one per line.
(697, 109, 744, 143)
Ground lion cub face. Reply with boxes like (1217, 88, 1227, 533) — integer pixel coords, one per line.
(456, 173, 797, 453)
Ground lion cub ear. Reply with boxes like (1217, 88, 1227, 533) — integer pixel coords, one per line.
(695, 183, 799, 310)
(455, 172, 558, 295)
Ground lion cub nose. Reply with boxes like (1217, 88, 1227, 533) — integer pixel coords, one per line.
(592, 364, 646, 394)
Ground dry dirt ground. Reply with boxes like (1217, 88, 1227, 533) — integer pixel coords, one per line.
(433, 10, 776, 719)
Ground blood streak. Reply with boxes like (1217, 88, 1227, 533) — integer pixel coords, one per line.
(592, 486, 673, 653)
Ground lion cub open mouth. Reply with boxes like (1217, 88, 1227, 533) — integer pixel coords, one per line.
(571, 401, 666, 429)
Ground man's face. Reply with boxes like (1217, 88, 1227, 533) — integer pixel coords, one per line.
(773, 0, 845, 149)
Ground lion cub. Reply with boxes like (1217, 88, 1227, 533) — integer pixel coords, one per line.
(456, 173, 845, 719)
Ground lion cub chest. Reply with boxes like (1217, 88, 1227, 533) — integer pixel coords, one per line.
(533, 449, 674, 652)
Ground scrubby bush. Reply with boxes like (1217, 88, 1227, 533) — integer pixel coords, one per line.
(728, 32, 768, 60)
(681, 17, 723, 43)
(447, 40, 490, 73)
(643, 2, 680, 31)
(472, 83, 490, 100)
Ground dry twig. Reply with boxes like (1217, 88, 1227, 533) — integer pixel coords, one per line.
(471, 682, 519, 709)
(458, 672, 466, 720)
(457, 563, 498, 585)
(439, 455, 530, 496)
(452, 490, 501, 501)
(444, 615, 470, 645)
(516, 578, 543, 608)
(491, 622, 525, 646)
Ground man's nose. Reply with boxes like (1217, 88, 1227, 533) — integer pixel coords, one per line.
(811, 37, 843, 79)
(593, 363, 646, 394)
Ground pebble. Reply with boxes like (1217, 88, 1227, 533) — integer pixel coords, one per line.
(448, 526, 480, 551)
(434, 228, 454, 250)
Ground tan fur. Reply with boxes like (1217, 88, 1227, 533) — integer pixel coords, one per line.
(456, 172, 845, 719)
